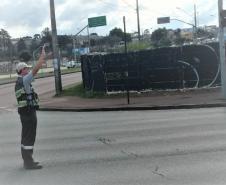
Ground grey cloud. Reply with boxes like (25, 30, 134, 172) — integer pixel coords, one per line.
(0, 0, 48, 27)
(58, 1, 118, 22)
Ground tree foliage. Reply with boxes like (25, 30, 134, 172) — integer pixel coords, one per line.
(19, 51, 31, 62)
(17, 39, 27, 53)
(109, 27, 124, 38)
(40, 27, 52, 47)
(0, 29, 12, 59)
(151, 28, 171, 47)
(196, 28, 214, 39)
(109, 27, 131, 42)
(173, 29, 186, 45)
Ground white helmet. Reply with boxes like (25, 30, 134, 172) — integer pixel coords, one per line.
(16, 62, 32, 73)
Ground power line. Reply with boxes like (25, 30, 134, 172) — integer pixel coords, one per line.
(97, 0, 117, 8)
(97, 0, 135, 13)
(140, 6, 170, 17)
(120, 0, 135, 10)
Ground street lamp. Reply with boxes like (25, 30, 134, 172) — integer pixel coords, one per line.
(176, 7, 193, 18)
(176, 5, 197, 28)
(175, 4, 197, 42)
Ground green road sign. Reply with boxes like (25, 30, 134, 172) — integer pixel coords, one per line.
(88, 16, 107, 28)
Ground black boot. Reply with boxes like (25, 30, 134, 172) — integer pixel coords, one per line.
(21, 148, 42, 170)
(23, 162, 42, 170)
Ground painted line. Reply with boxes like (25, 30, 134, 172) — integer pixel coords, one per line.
(0, 107, 16, 112)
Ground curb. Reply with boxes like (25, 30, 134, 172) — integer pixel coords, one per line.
(38, 103, 226, 112)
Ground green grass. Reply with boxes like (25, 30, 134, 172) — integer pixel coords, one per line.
(61, 67, 81, 74)
(61, 83, 139, 99)
(115, 41, 153, 52)
(61, 83, 106, 98)
(127, 42, 153, 51)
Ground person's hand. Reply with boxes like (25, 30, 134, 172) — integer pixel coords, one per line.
(39, 46, 46, 63)
(32, 46, 47, 76)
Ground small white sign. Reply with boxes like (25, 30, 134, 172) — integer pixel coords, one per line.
(53, 59, 58, 69)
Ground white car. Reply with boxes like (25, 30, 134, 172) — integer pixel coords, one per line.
(66, 61, 76, 68)
(66, 61, 81, 68)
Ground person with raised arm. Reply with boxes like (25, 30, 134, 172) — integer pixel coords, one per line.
(15, 46, 46, 170)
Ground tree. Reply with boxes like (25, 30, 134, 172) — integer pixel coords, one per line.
(90, 33, 98, 36)
(173, 29, 186, 45)
(0, 29, 12, 59)
(58, 35, 73, 57)
(40, 27, 52, 47)
(19, 51, 31, 62)
(143, 29, 150, 35)
(109, 27, 131, 42)
(151, 28, 171, 47)
(30, 38, 40, 54)
(90, 39, 96, 47)
(196, 28, 214, 39)
(33, 34, 41, 40)
(109, 27, 124, 38)
(98, 36, 121, 47)
(124, 33, 132, 42)
(58, 35, 71, 50)
(17, 38, 27, 54)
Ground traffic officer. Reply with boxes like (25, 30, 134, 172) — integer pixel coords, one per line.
(15, 47, 46, 170)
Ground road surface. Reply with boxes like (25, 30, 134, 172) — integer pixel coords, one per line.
(1, 108, 226, 185)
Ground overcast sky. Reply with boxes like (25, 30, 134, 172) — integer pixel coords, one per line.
(0, 0, 220, 38)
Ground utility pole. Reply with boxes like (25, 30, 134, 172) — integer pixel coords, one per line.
(176, 5, 197, 42)
(194, 4, 197, 29)
(218, 0, 226, 98)
(136, 0, 141, 41)
(49, 0, 62, 95)
(87, 26, 90, 51)
(72, 34, 76, 61)
(123, 16, 130, 105)
(193, 4, 197, 42)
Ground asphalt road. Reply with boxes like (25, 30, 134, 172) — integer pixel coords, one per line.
(0, 72, 81, 110)
(1, 108, 226, 185)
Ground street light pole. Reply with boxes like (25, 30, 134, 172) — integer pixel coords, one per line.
(136, 0, 141, 41)
(194, 4, 197, 29)
(193, 4, 197, 42)
(176, 5, 197, 43)
(49, 0, 62, 95)
(218, 0, 226, 98)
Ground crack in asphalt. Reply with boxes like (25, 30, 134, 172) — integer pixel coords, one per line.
(97, 136, 139, 159)
(152, 165, 165, 178)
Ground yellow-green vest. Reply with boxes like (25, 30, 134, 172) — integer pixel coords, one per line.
(15, 77, 39, 109)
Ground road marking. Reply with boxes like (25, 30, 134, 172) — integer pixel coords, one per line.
(0, 107, 15, 112)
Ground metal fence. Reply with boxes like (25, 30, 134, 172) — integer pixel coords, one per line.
(81, 43, 220, 92)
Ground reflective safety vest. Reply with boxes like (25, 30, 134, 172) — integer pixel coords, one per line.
(15, 77, 39, 109)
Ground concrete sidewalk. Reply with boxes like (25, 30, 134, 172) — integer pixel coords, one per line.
(39, 87, 226, 112)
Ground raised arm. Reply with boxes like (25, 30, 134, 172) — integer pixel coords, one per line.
(32, 47, 46, 76)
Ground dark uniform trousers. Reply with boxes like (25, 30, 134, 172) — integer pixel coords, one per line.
(19, 107, 37, 164)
